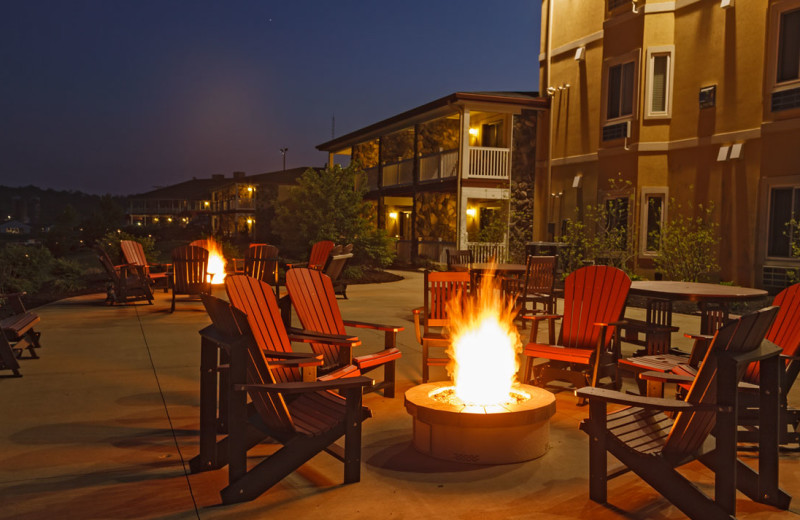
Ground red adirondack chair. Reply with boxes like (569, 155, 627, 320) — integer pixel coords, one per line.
(522, 265, 631, 400)
(413, 270, 471, 383)
(285, 267, 403, 397)
(170, 245, 211, 312)
(120, 239, 169, 291)
(243, 244, 280, 294)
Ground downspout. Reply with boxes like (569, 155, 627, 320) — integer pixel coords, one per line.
(545, 0, 554, 240)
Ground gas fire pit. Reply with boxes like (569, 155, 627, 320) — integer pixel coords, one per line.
(405, 382, 555, 464)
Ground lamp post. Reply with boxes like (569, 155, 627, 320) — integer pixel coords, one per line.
(279, 147, 288, 171)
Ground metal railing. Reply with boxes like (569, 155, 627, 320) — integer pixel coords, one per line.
(419, 149, 458, 182)
(467, 241, 508, 263)
(382, 158, 414, 187)
(468, 147, 510, 179)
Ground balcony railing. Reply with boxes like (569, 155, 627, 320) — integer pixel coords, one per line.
(467, 241, 508, 263)
(468, 147, 509, 180)
(419, 149, 458, 182)
(382, 158, 414, 187)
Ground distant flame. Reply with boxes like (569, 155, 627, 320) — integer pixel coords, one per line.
(446, 265, 522, 406)
(205, 239, 226, 285)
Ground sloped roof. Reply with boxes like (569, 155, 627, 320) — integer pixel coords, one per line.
(317, 91, 548, 153)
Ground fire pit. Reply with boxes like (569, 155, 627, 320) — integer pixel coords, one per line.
(405, 265, 556, 464)
(405, 382, 555, 464)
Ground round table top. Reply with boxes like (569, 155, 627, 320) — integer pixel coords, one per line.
(468, 262, 527, 273)
(629, 281, 768, 302)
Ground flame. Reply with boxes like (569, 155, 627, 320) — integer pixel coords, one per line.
(446, 265, 521, 406)
(204, 239, 226, 285)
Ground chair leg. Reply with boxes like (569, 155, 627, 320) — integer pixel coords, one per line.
(383, 360, 396, 398)
(422, 344, 429, 384)
(170, 291, 176, 313)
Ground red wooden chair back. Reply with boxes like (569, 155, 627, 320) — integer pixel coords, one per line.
(171, 245, 210, 294)
(244, 244, 279, 285)
(225, 274, 298, 383)
(424, 271, 471, 330)
(664, 306, 778, 461)
(745, 283, 800, 382)
(285, 268, 346, 367)
(308, 240, 335, 270)
(559, 265, 631, 349)
(120, 240, 148, 267)
(201, 295, 294, 437)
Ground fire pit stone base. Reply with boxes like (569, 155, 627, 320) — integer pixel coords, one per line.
(404, 382, 556, 465)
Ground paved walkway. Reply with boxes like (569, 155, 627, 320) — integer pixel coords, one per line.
(1, 271, 798, 519)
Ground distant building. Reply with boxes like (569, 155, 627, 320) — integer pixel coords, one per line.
(0, 219, 31, 235)
(317, 91, 548, 263)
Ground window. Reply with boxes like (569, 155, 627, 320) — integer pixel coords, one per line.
(767, 186, 800, 257)
(639, 188, 668, 255)
(645, 47, 674, 118)
(777, 8, 800, 84)
(607, 61, 635, 120)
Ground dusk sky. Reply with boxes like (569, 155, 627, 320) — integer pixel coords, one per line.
(1, 1, 541, 196)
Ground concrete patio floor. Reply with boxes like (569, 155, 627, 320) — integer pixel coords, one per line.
(2, 270, 799, 519)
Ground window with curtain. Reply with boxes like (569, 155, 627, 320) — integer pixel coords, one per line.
(651, 55, 668, 113)
(607, 61, 635, 120)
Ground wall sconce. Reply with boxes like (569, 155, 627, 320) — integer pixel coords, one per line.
(204, 201, 210, 207)
(247, 186, 254, 193)
(466, 208, 477, 218)
(246, 218, 254, 225)
(574, 47, 585, 61)
(167, 217, 173, 223)
(468, 127, 479, 137)
(389, 212, 398, 219)
(153, 217, 159, 223)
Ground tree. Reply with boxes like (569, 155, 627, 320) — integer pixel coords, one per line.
(275, 164, 395, 267)
(652, 199, 720, 282)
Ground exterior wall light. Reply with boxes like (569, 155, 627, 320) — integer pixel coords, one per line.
(466, 208, 477, 217)
(389, 212, 398, 219)
(468, 128, 479, 137)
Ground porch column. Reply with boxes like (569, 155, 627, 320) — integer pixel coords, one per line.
(377, 137, 384, 230)
(457, 108, 471, 249)
(412, 124, 419, 263)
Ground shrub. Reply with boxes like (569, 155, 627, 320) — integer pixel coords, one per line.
(96, 230, 157, 264)
(0, 244, 55, 294)
(652, 200, 720, 282)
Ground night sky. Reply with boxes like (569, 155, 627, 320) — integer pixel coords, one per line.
(1, 1, 540, 195)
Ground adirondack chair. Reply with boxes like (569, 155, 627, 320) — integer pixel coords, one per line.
(119, 239, 169, 291)
(413, 270, 471, 383)
(0, 292, 42, 359)
(190, 276, 359, 473)
(243, 244, 280, 294)
(324, 248, 353, 299)
(521, 265, 631, 399)
(286, 267, 403, 397)
(200, 295, 373, 504)
(446, 249, 473, 271)
(576, 307, 791, 519)
(615, 297, 680, 356)
(0, 329, 22, 377)
(170, 245, 211, 313)
(96, 246, 154, 305)
(505, 255, 558, 327)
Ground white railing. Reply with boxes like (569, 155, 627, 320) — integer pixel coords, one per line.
(467, 242, 508, 263)
(468, 146, 510, 179)
(419, 149, 458, 181)
(382, 158, 414, 187)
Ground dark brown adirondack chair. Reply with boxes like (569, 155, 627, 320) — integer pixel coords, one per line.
(199, 295, 373, 504)
(522, 265, 630, 399)
(286, 267, 403, 397)
(324, 246, 353, 299)
(96, 246, 154, 305)
(1, 292, 42, 359)
(0, 329, 22, 377)
(507, 255, 558, 327)
(170, 245, 211, 313)
(243, 244, 280, 294)
(445, 249, 473, 271)
(616, 297, 679, 356)
(577, 306, 791, 519)
(120, 239, 169, 291)
(413, 270, 471, 383)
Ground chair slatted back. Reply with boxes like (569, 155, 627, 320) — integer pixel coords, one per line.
(446, 249, 473, 270)
(559, 265, 631, 349)
(746, 283, 800, 382)
(96, 247, 121, 284)
(324, 253, 353, 284)
(244, 244, 279, 284)
(424, 271, 471, 329)
(172, 245, 210, 295)
(523, 255, 556, 294)
(308, 240, 335, 270)
(225, 275, 298, 383)
(286, 268, 346, 367)
(201, 295, 294, 437)
(120, 240, 148, 267)
(664, 306, 779, 460)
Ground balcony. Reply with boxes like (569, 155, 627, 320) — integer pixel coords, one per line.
(468, 146, 509, 180)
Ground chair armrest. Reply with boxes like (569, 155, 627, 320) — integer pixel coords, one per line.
(268, 357, 323, 368)
(262, 349, 324, 361)
(237, 375, 374, 395)
(0, 292, 26, 313)
(575, 386, 724, 412)
(343, 320, 404, 333)
(287, 327, 360, 346)
(285, 261, 308, 270)
(685, 332, 714, 342)
(781, 353, 800, 362)
(521, 313, 561, 322)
